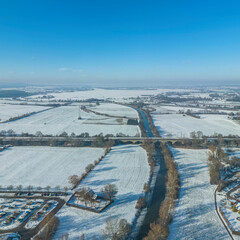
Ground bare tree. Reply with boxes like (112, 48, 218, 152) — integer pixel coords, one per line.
(68, 175, 79, 187)
(35, 131, 43, 137)
(59, 131, 68, 137)
(102, 184, 118, 202)
(70, 132, 76, 138)
(103, 217, 131, 240)
(37, 216, 59, 240)
(135, 196, 147, 210)
(80, 234, 85, 240)
(85, 164, 94, 173)
(76, 188, 88, 203)
(196, 131, 203, 139)
(143, 222, 169, 240)
(190, 131, 196, 138)
(7, 185, 13, 191)
(144, 183, 151, 193)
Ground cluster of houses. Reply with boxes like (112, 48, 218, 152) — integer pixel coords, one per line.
(217, 160, 240, 233)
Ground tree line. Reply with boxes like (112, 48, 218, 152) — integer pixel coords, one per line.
(144, 143, 180, 240)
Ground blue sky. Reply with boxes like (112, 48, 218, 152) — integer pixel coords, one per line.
(0, 0, 240, 86)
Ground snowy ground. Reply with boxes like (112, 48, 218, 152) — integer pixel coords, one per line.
(0, 99, 55, 106)
(0, 146, 105, 189)
(221, 207, 240, 234)
(0, 105, 140, 136)
(28, 88, 197, 101)
(54, 144, 149, 239)
(0, 103, 50, 122)
(152, 114, 240, 138)
(226, 148, 240, 159)
(169, 148, 230, 240)
(151, 105, 237, 115)
(89, 103, 139, 119)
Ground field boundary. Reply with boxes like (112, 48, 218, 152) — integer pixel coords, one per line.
(66, 197, 113, 213)
(214, 187, 234, 240)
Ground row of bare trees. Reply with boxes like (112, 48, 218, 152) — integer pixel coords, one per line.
(58, 216, 129, 240)
(0, 184, 68, 192)
(208, 144, 229, 185)
(135, 141, 153, 213)
(34, 216, 59, 240)
(69, 145, 113, 189)
(142, 140, 156, 176)
(144, 143, 180, 240)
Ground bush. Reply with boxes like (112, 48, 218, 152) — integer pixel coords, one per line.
(144, 183, 151, 193)
(68, 175, 79, 188)
(101, 184, 118, 201)
(103, 217, 131, 240)
(136, 196, 147, 210)
(36, 216, 59, 240)
(85, 164, 94, 173)
(233, 204, 237, 212)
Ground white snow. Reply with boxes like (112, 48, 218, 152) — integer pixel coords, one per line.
(226, 148, 240, 159)
(152, 105, 236, 114)
(152, 114, 240, 138)
(28, 88, 197, 101)
(0, 103, 50, 122)
(221, 207, 240, 233)
(90, 103, 139, 119)
(169, 147, 230, 240)
(0, 146, 105, 188)
(0, 105, 140, 136)
(54, 144, 149, 239)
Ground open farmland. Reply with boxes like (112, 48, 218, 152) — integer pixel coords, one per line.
(152, 105, 238, 114)
(169, 148, 229, 240)
(0, 105, 140, 136)
(0, 103, 50, 122)
(0, 146, 105, 189)
(54, 144, 149, 239)
(90, 103, 139, 119)
(28, 88, 196, 101)
(152, 113, 240, 138)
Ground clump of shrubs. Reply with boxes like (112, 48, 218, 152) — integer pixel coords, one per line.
(135, 196, 147, 211)
(144, 183, 151, 193)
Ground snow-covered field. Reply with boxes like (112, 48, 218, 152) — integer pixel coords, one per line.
(152, 105, 236, 114)
(0, 105, 140, 136)
(90, 103, 139, 119)
(0, 103, 50, 122)
(152, 114, 240, 138)
(169, 148, 230, 240)
(0, 146, 105, 189)
(28, 88, 197, 101)
(54, 144, 149, 239)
